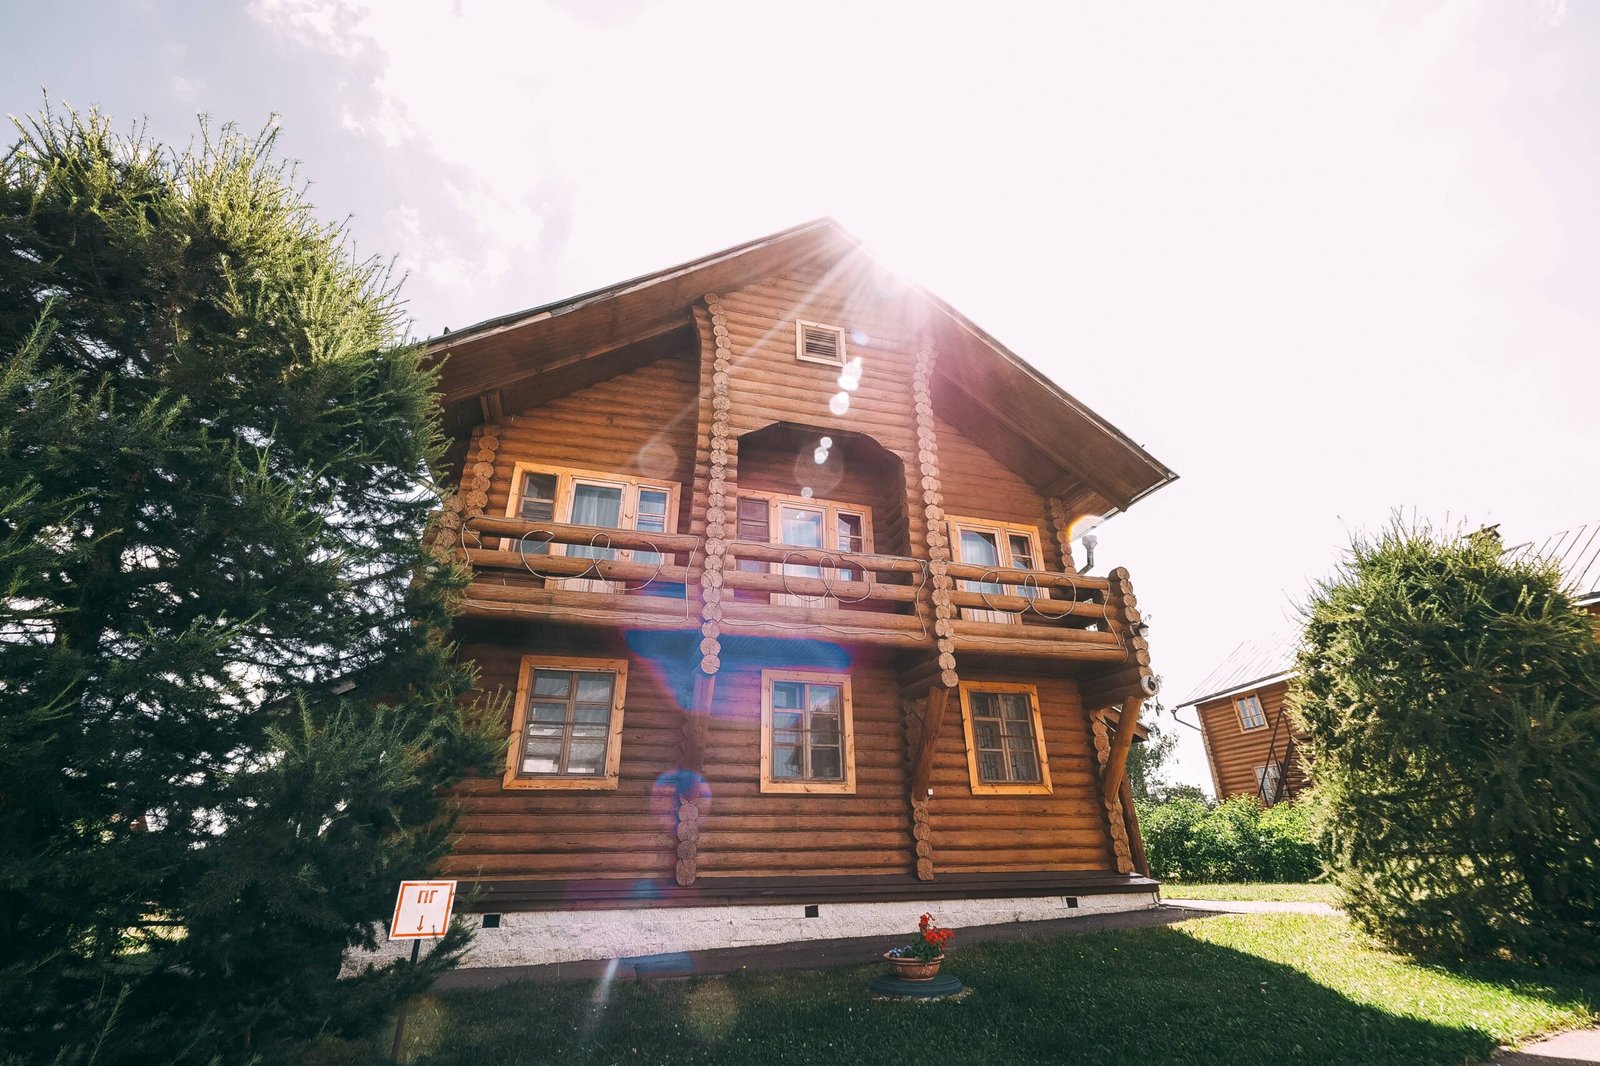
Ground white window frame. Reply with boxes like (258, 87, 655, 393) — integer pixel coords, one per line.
(946, 516, 1047, 625)
(795, 320, 847, 367)
(1236, 693, 1267, 731)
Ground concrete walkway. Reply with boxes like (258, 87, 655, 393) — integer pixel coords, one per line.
(1492, 1027, 1600, 1064)
(1162, 897, 1341, 917)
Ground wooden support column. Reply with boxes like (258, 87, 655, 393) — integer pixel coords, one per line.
(1089, 714, 1136, 874)
(910, 341, 959, 689)
(1047, 496, 1077, 575)
(695, 294, 736, 676)
(1101, 696, 1142, 802)
(1119, 774, 1151, 878)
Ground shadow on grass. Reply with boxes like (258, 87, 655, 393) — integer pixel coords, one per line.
(388, 919, 1598, 1066)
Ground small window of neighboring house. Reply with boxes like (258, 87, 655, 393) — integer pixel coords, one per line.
(504, 656, 628, 790)
(1236, 694, 1267, 730)
(1255, 763, 1284, 803)
(947, 518, 1046, 625)
(506, 464, 679, 590)
(733, 492, 872, 607)
(761, 671, 855, 794)
(795, 321, 846, 366)
(958, 683, 1054, 795)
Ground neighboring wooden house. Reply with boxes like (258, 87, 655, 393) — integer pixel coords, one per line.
(401, 220, 1179, 968)
(1185, 522, 1600, 808)
(1180, 632, 1306, 805)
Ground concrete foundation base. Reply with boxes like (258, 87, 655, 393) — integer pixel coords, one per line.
(345, 889, 1158, 974)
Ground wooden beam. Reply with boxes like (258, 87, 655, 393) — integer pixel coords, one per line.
(908, 684, 951, 797)
(677, 672, 715, 888)
(440, 314, 693, 405)
(1119, 774, 1151, 878)
(1101, 696, 1143, 803)
(478, 389, 504, 425)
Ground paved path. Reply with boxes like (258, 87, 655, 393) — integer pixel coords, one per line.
(1492, 1027, 1600, 1064)
(1162, 897, 1341, 917)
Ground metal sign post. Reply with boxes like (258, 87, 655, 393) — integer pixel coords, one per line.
(387, 880, 456, 1064)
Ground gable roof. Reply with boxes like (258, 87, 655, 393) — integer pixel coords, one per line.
(1179, 630, 1301, 708)
(426, 218, 1177, 513)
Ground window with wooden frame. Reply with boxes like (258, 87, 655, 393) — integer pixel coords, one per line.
(505, 463, 680, 587)
(957, 682, 1053, 795)
(503, 655, 629, 790)
(946, 517, 1046, 624)
(1235, 693, 1267, 730)
(760, 671, 856, 794)
(795, 320, 846, 367)
(733, 491, 872, 606)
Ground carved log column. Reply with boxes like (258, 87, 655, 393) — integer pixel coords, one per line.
(1047, 497, 1077, 574)
(911, 342, 959, 690)
(675, 295, 736, 886)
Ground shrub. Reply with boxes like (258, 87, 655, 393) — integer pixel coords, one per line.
(1294, 521, 1600, 966)
(1140, 793, 1323, 883)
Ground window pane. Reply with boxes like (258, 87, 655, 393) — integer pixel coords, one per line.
(532, 671, 570, 697)
(1008, 534, 1037, 569)
(772, 745, 804, 778)
(575, 672, 613, 702)
(974, 720, 1002, 749)
(568, 483, 624, 560)
(736, 498, 771, 542)
(566, 739, 606, 775)
(960, 529, 1001, 566)
(772, 682, 804, 710)
(638, 489, 668, 516)
(808, 684, 841, 714)
(970, 692, 998, 718)
(837, 513, 865, 552)
(772, 729, 803, 747)
(570, 723, 608, 738)
(811, 716, 841, 746)
(998, 694, 1030, 722)
(522, 738, 561, 774)
(528, 701, 567, 723)
(772, 710, 804, 732)
(572, 703, 610, 725)
(977, 752, 1005, 782)
(1008, 749, 1041, 783)
(519, 474, 557, 519)
(636, 490, 669, 563)
(810, 747, 842, 780)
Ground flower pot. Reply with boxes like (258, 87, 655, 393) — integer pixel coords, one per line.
(883, 952, 945, 981)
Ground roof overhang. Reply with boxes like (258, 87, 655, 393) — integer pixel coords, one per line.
(426, 219, 1177, 512)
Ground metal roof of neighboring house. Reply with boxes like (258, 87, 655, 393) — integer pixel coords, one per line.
(1179, 630, 1301, 708)
(1507, 522, 1600, 606)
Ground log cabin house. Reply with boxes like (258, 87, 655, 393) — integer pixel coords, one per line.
(1180, 633, 1306, 805)
(1185, 522, 1599, 807)
(405, 219, 1180, 968)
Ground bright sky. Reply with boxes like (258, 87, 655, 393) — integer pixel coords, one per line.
(9, 1, 1599, 792)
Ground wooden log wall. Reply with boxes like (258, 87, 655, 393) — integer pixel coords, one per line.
(473, 353, 700, 527)
(1195, 678, 1310, 801)
(922, 672, 1115, 873)
(442, 632, 681, 882)
(695, 657, 914, 878)
(933, 413, 1065, 573)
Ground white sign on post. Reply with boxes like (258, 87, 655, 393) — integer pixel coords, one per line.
(388, 880, 457, 941)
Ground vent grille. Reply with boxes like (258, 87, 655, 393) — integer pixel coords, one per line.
(796, 322, 845, 365)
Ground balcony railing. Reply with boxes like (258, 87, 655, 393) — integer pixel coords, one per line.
(454, 515, 1130, 662)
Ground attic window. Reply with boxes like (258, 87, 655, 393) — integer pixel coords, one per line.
(796, 321, 846, 366)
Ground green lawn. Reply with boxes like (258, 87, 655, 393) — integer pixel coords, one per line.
(1166, 882, 1342, 904)
(333, 913, 1600, 1066)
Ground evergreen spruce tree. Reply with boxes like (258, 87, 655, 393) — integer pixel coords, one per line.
(0, 107, 499, 1063)
(1292, 521, 1600, 966)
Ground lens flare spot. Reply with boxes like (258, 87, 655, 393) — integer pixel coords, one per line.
(829, 391, 850, 416)
(813, 447, 828, 464)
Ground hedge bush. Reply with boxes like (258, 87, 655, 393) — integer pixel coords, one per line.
(1140, 793, 1324, 883)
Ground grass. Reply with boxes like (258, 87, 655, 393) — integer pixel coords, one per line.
(344, 913, 1600, 1066)
(1165, 882, 1342, 904)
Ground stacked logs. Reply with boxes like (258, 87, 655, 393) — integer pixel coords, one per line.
(1047, 497, 1077, 574)
(1090, 715, 1136, 874)
(911, 343, 959, 690)
(696, 293, 736, 676)
(1079, 566, 1154, 711)
(435, 424, 499, 548)
(902, 691, 937, 881)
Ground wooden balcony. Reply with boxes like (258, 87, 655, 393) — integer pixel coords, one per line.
(456, 515, 1133, 663)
